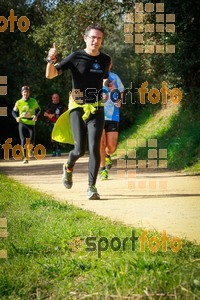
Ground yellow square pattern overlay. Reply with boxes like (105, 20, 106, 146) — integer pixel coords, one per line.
(124, 34, 133, 44)
(116, 138, 168, 190)
(138, 180, 147, 189)
(166, 14, 175, 23)
(145, 24, 154, 32)
(159, 149, 167, 158)
(0, 250, 7, 259)
(156, 45, 165, 53)
(127, 160, 136, 169)
(156, 3, 164, 12)
(156, 24, 164, 32)
(0, 107, 7, 116)
(159, 181, 167, 189)
(145, 45, 155, 53)
(124, 23, 133, 33)
(127, 139, 137, 147)
(127, 149, 136, 158)
(135, 45, 144, 53)
(137, 139, 146, 147)
(135, 3, 143, 12)
(135, 34, 143, 44)
(124, 13, 134, 23)
(117, 159, 126, 168)
(0, 76, 7, 84)
(149, 181, 157, 189)
(117, 149, 126, 158)
(127, 170, 137, 178)
(166, 24, 175, 33)
(128, 2, 175, 54)
(128, 181, 136, 189)
(138, 160, 147, 168)
(145, 3, 154, 12)
(135, 13, 144, 23)
(117, 170, 126, 179)
(0, 229, 8, 238)
(135, 24, 144, 32)
(148, 160, 158, 168)
(0, 218, 7, 227)
(148, 149, 157, 158)
(0, 86, 7, 95)
(156, 14, 164, 23)
(166, 45, 175, 53)
(159, 160, 168, 168)
(148, 139, 157, 147)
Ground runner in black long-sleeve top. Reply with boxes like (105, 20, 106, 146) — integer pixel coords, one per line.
(46, 23, 111, 199)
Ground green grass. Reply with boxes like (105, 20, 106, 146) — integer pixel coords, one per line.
(0, 174, 200, 299)
(118, 102, 200, 173)
(184, 161, 200, 175)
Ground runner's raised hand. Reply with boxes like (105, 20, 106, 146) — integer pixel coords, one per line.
(48, 42, 57, 60)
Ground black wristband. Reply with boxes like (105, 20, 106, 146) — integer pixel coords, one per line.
(54, 62, 61, 70)
(46, 57, 57, 64)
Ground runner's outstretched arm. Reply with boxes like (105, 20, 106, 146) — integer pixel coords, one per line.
(46, 42, 59, 79)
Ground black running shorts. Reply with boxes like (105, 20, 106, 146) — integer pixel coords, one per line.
(104, 120, 119, 132)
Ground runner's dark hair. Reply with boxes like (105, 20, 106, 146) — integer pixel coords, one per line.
(85, 23, 104, 35)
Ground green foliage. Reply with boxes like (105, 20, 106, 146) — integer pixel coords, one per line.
(0, 0, 199, 163)
(118, 97, 200, 171)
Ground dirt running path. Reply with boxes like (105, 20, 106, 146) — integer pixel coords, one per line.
(1, 155, 200, 243)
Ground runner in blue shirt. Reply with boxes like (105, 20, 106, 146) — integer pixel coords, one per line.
(100, 63, 124, 180)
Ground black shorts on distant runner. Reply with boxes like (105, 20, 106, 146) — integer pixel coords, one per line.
(104, 120, 119, 132)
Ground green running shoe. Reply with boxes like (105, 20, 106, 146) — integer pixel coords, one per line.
(62, 164, 73, 189)
(105, 156, 112, 170)
(100, 169, 108, 180)
(22, 156, 28, 164)
(87, 185, 100, 200)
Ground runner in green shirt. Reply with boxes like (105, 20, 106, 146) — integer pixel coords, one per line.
(12, 86, 41, 163)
